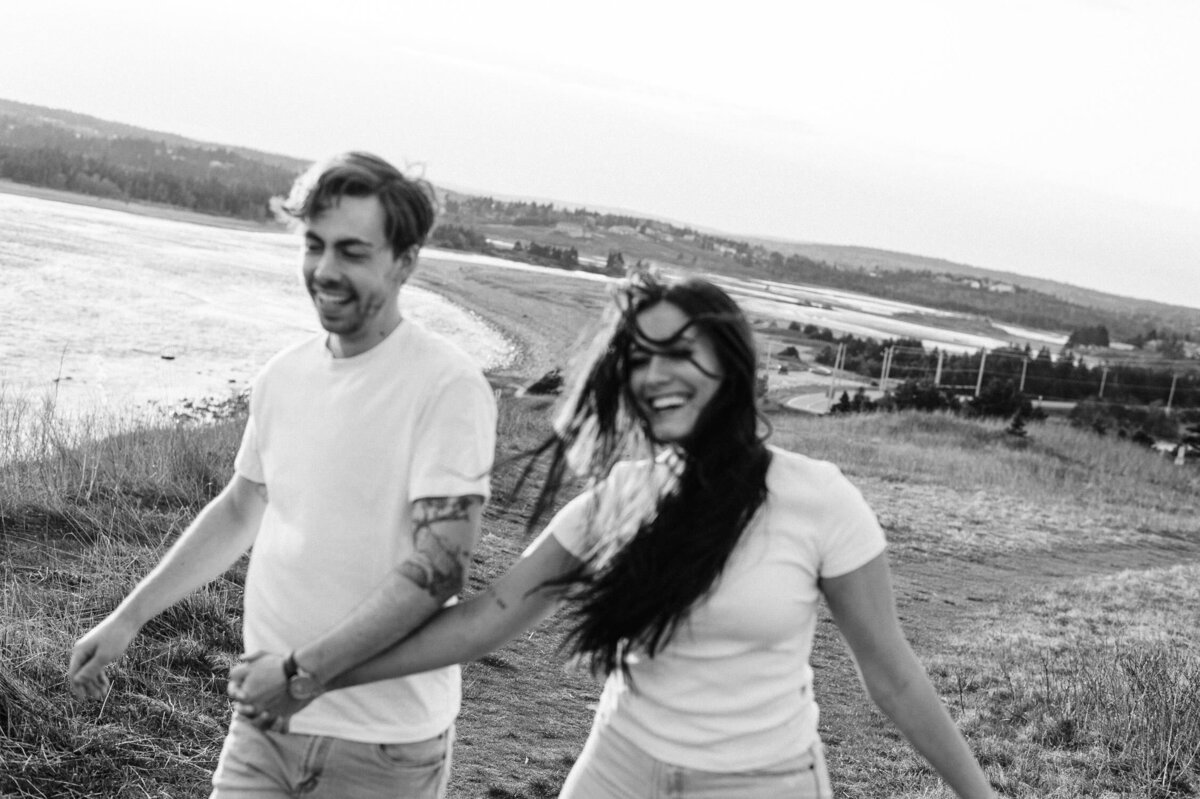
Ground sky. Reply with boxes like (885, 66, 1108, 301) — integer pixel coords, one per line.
(4, 0, 1199, 310)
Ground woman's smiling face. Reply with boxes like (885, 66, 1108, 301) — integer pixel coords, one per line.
(628, 301, 725, 445)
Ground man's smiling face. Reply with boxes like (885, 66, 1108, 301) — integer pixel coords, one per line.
(300, 194, 414, 357)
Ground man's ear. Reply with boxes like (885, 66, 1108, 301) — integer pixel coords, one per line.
(391, 244, 419, 287)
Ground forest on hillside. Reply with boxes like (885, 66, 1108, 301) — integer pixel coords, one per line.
(0, 105, 300, 222)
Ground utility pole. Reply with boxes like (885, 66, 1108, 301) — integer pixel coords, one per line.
(1098, 365, 1108, 399)
(762, 339, 773, 394)
(827, 342, 846, 403)
(1019, 358, 1029, 393)
(1167, 373, 1178, 412)
(881, 346, 893, 393)
(934, 350, 944, 386)
(975, 350, 988, 398)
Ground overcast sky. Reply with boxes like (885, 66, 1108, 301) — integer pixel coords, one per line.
(5, 0, 1199, 309)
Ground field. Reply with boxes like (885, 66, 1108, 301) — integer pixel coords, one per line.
(3, 203, 1200, 797)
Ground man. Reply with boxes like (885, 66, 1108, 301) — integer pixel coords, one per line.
(67, 151, 497, 798)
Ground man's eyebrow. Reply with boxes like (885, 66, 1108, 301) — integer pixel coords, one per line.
(304, 230, 378, 249)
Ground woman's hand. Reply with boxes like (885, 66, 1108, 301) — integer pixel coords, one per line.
(227, 651, 315, 727)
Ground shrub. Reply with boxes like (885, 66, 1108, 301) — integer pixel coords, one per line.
(891, 379, 962, 413)
(967, 378, 1035, 419)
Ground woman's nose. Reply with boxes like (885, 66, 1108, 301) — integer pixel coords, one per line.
(643, 354, 671, 383)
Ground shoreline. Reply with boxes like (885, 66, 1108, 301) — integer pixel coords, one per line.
(0, 180, 286, 233)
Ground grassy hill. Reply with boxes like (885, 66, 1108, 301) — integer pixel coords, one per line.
(3, 388, 1198, 797)
(2, 238, 1200, 796)
(749, 239, 1200, 336)
(0, 99, 305, 222)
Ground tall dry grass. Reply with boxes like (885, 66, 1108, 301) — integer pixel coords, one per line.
(927, 564, 1200, 798)
(1, 395, 245, 797)
(771, 410, 1199, 539)
(3, 401, 1199, 796)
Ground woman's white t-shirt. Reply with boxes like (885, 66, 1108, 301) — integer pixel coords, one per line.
(539, 445, 886, 771)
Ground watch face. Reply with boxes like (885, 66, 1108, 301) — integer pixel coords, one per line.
(289, 674, 323, 701)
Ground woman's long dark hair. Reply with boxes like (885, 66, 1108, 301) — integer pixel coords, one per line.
(515, 271, 772, 677)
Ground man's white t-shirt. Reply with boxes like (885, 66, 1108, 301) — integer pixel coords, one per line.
(540, 446, 887, 771)
(234, 320, 496, 743)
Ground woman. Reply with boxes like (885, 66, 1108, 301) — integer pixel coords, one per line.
(231, 273, 995, 798)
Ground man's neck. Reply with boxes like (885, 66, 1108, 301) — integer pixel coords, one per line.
(327, 314, 403, 359)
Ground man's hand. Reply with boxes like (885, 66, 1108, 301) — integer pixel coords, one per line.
(66, 475, 267, 702)
(67, 615, 140, 700)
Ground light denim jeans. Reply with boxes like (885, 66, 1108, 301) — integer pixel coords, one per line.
(559, 724, 832, 798)
(210, 715, 453, 798)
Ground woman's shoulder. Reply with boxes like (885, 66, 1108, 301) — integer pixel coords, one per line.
(764, 445, 869, 509)
(766, 445, 845, 483)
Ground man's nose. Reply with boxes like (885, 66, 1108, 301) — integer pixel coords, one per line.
(312, 250, 340, 281)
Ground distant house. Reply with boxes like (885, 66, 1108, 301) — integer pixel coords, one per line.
(607, 225, 638, 236)
(988, 282, 1016, 293)
(554, 222, 587, 238)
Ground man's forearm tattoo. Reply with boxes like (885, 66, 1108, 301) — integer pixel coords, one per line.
(398, 496, 479, 601)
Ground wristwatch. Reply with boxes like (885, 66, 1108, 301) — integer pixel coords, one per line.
(283, 652, 325, 702)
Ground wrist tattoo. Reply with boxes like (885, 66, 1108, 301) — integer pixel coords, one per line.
(488, 587, 509, 611)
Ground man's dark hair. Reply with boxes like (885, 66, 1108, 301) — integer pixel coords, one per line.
(283, 152, 437, 256)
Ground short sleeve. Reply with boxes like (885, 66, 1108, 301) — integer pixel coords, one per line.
(408, 371, 498, 501)
(532, 460, 660, 562)
(233, 401, 265, 484)
(536, 490, 597, 559)
(816, 466, 887, 578)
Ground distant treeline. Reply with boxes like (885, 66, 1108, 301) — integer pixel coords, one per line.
(442, 195, 1194, 345)
(809, 333, 1200, 407)
(429, 224, 489, 252)
(761, 255, 1193, 345)
(444, 195, 751, 260)
(0, 116, 298, 221)
(516, 240, 578, 268)
(3, 99, 1197, 348)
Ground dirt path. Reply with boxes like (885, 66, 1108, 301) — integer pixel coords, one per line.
(894, 535, 1200, 606)
(412, 260, 611, 384)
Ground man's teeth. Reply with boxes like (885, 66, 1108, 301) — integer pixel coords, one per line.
(316, 289, 353, 304)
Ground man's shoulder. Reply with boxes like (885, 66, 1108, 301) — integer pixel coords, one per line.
(400, 320, 489, 380)
(256, 334, 326, 378)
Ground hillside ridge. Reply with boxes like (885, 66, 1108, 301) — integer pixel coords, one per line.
(3, 97, 1199, 341)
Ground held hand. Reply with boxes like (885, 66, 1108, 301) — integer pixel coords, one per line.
(230, 692, 317, 732)
(227, 651, 289, 709)
(228, 652, 317, 729)
(225, 647, 319, 719)
(67, 615, 139, 700)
